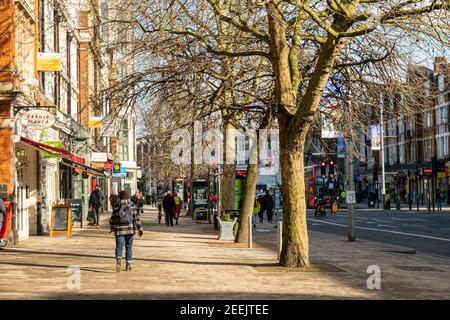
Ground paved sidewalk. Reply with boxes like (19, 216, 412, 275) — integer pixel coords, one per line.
(1, 206, 450, 299)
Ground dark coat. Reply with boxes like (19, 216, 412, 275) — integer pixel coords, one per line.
(89, 189, 106, 209)
(162, 194, 176, 213)
(264, 193, 274, 211)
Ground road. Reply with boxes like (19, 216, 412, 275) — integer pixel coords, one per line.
(301, 209, 450, 258)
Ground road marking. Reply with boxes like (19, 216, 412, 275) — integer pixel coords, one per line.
(374, 219, 392, 224)
(377, 224, 400, 229)
(308, 218, 450, 242)
(403, 224, 427, 228)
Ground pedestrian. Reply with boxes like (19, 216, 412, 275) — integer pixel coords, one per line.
(109, 193, 119, 209)
(264, 190, 274, 223)
(151, 193, 157, 207)
(0, 198, 6, 227)
(173, 192, 183, 225)
(89, 185, 106, 228)
(131, 190, 145, 215)
(109, 190, 144, 273)
(162, 191, 176, 227)
(252, 196, 261, 228)
(340, 190, 346, 204)
(257, 194, 266, 223)
(436, 190, 442, 211)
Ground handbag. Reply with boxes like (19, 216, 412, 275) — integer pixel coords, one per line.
(87, 210, 94, 223)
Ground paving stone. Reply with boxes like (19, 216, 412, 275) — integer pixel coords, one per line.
(1, 206, 450, 299)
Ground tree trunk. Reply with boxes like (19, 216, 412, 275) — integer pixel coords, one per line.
(235, 162, 258, 243)
(278, 117, 311, 268)
(220, 120, 236, 218)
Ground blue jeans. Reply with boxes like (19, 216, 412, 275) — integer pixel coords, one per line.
(115, 235, 134, 261)
(252, 215, 257, 227)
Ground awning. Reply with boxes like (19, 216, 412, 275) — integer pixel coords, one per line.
(19, 136, 70, 156)
(20, 136, 87, 165)
(61, 158, 106, 177)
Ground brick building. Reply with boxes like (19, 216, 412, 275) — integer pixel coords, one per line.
(0, 0, 136, 242)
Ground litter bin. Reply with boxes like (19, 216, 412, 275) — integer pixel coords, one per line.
(194, 208, 209, 221)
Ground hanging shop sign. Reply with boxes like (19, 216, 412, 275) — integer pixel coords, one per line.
(42, 141, 62, 159)
(37, 52, 62, 71)
(103, 161, 113, 170)
(112, 162, 126, 177)
(91, 161, 113, 171)
(92, 161, 105, 169)
(20, 109, 56, 130)
(88, 117, 103, 128)
(91, 152, 108, 162)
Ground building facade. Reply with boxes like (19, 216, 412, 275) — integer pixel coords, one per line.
(0, 0, 136, 243)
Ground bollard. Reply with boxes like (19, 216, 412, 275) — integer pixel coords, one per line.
(277, 221, 282, 261)
(248, 216, 252, 249)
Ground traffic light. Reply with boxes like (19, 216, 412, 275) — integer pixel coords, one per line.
(321, 162, 326, 178)
(329, 160, 335, 177)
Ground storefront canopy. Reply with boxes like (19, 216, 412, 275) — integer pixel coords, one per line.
(61, 158, 106, 177)
(19, 137, 105, 177)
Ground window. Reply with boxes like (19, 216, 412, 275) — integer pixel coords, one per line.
(438, 75, 445, 92)
(410, 142, 416, 163)
(424, 111, 433, 128)
(399, 144, 405, 164)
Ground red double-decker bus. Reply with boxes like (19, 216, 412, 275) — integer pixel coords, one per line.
(305, 161, 340, 209)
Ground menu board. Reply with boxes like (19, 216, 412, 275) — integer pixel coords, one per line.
(50, 205, 72, 238)
(66, 199, 82, 223)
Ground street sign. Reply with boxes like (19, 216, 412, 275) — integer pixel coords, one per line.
(346, 191, 356, 204)
(20, 109, 56, 130)
(424, 167, 432, 176)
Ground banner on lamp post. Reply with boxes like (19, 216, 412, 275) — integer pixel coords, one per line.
(370, 125, 381, 151)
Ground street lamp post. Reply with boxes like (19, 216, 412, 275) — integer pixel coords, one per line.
(380, 102, 386, 209)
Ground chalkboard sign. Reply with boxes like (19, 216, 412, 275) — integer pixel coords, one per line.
(66, 199, 83, 225)
(50, 204, 72, 238)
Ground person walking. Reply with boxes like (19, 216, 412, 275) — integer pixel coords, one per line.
(109, 193, 119, 209)
(173, 192, 183, 225)
(89, 185, 106, 228)
(162, 191, 176, 227)
(252, 196, 261, 228)
(257, 194, 266, 223)
(131, 190, 145, 215)
(436, 190, 442, 211)
(151, 193, 157, 207)
(264, 190, 275, 223)
(109, 190, 144, 273)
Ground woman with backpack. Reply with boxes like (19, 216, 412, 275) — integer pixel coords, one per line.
(109, 190, 144, 272)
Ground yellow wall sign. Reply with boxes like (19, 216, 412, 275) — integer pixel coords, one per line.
(50, 204, 72, 238)
(92, 161, 104, 168)
(88, 117, 103, 128)
(37, 52, 62, 71)
(437, 172, 446, 179)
